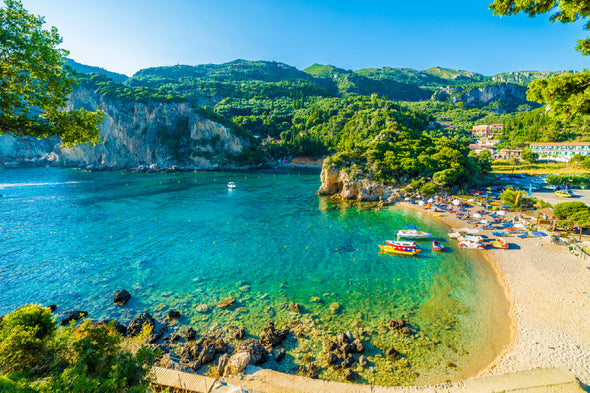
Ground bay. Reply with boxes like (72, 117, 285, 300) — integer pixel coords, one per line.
(0, 167, 508, 385)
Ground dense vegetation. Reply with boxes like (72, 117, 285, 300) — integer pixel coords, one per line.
(0, 305, 156, 393)
(73, 56, 587, 186)
(474, 109, 590, 149)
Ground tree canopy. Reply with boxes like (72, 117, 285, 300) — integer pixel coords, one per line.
(0, 0, 104, 147)
(489, 0, 590, 119)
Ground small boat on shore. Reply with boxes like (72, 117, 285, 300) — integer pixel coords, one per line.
(489, 238, 509, 249)
(458, 239, 486, 250)
(380, 240, 421, 256)
(432, 240, 445, 251)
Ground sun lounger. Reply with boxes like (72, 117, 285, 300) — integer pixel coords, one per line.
(517, 231, 528, 238)
(492, 231, 505, 237)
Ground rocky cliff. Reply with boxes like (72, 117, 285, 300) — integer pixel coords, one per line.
(432, 82, 535, 112)
(0, 88, 250, 170)
(317, 166, 406, 203)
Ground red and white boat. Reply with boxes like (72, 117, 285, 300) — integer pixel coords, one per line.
(432, 240, 445, 251)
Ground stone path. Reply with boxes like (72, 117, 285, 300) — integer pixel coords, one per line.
(151, 366, 585, 393)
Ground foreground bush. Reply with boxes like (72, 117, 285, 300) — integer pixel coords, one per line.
(0, 305, 156, 393)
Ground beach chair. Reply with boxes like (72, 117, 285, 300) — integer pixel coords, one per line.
(517, 231, 528, 238)
(492, 231, 505, 237)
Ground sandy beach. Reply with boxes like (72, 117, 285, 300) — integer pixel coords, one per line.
(405, 201, 590, 386)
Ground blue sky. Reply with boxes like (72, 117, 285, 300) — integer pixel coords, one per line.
(18, 0, 589, 77)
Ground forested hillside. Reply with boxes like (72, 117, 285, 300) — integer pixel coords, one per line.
(69, 58, 585, 186)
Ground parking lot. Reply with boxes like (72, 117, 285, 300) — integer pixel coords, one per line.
(530, 189, 590, 206)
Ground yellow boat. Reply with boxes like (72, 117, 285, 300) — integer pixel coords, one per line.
(378, 242, 421, 256)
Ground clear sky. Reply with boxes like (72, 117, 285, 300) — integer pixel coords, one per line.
(16, 0, 589, 77)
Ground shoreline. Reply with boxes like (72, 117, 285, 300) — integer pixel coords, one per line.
(398, 200, 590, 386)
(398, 202, 515, 381)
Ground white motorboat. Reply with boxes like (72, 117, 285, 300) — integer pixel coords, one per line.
(397, 229, 432, 239)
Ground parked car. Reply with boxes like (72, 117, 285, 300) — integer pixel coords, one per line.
(555, 190, 573, 198)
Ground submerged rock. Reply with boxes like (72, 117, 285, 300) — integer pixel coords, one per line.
(217, 298, 235, 308)
(329, 302, 342, 314)
(195, 304, 209, 313)
(233, 327, 246, 340)
(168, 310, 181, 319)
(385, 347, 401, 361)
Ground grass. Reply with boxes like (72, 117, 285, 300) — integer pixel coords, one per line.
(491, 161, 590, 175)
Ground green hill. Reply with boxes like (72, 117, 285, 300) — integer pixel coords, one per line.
(64, 58, 128, 83)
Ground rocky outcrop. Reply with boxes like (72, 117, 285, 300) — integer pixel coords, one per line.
(0, 88, 250, 170)
(114, 289, 131, 306)
(431, 82, 537, 112)
(317, 166, 406, 202)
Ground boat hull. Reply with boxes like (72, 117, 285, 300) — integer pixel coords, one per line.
(378, 244, 421, 255)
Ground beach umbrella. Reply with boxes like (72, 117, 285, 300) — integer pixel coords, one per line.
(473, 213, 482, 218)
(468, 198, 475, 203)
(497, 210, 506, 216)
(452, 199, 461, 206)
(428, 198, 434, 203)
(404, 197, 411, 201)
(418, 200, 425, 206)
(479, 219, 490, 224)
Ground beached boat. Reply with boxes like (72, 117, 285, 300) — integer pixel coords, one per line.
(489, 238, 509, 249)
(457, 239, 486, 250)
(432, 240, 445, 251)
(227, 182, 236, 189)
(380, 241, 421, 256)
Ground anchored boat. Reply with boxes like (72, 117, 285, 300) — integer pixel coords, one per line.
(380, 240, 421, 256)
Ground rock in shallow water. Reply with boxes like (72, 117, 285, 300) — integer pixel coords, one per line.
(114, 289, 131, 306)
(127, 312, 155, 336)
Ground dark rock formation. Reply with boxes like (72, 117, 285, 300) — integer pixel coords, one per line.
(114, 289, 131, 306)
(180, 326, 197, 341)
(127, 312, 155, 336)
(168, 310, 181, 319)
(148, 331, 164, 344)
(60, 310, 88, 326)
(235, 338, 267, 365)
(260, 321, 288, 348)
(344, 368, 359, 380)
(47, 305, 57, 312)
(90, 319, 127, 335)
(325, 351, 338, 365)
(275, 348, 286, 362)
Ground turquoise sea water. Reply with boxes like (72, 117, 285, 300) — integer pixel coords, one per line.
(0, 167, 508, 385)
